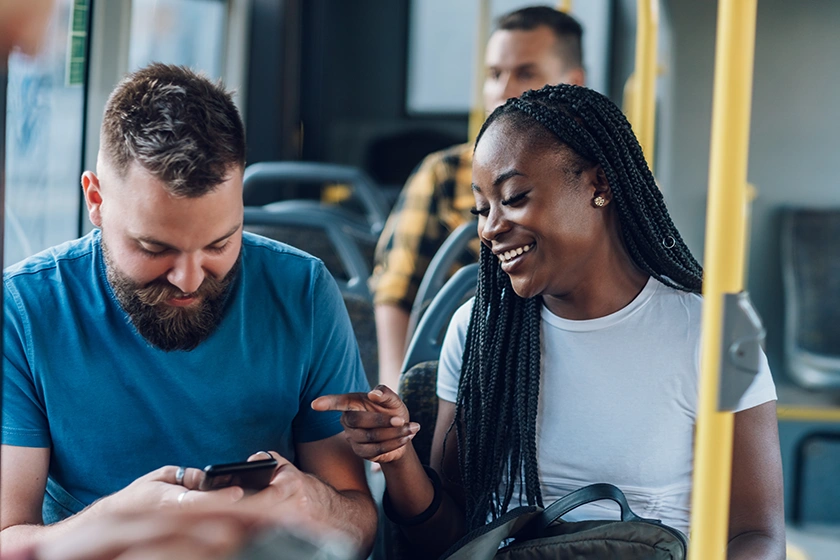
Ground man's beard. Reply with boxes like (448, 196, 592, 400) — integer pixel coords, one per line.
(102, 239, 240, 352)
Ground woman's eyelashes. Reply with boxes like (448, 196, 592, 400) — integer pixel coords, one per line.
(471, 191, 530, 216)
(501, 191, 530, 207)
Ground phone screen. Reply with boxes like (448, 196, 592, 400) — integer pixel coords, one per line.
(198, 458, 278, 492)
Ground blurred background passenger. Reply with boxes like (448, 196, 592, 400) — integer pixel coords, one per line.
(0, 0, 56, 222)
(0, 0, 55, 58)
(371, 6, 586, 389)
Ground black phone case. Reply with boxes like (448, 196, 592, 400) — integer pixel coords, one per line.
(199, 458, 278, 492)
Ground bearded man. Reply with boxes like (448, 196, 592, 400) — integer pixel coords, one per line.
(1, 63, 376, 555)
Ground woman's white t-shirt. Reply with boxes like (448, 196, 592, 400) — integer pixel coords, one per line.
(436, 276, 777, 536)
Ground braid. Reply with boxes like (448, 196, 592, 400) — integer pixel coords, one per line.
(453, 84, 703, 530)
(455, 244, 543, 530)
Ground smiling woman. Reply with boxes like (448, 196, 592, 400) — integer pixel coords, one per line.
(470, 125, 649, 316)
(318, 83, 785, 559)
(456, 84, 706, 528)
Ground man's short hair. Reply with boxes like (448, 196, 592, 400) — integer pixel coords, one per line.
(496, 6, 584, 70)
(100, 63, 246, 197)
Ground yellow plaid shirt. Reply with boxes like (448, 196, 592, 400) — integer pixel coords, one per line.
(370, 143, 480, 311)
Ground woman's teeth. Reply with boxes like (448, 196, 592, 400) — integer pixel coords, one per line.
(498, 244, 532, 263)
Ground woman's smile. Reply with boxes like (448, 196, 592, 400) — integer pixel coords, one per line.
(494, 242, 535, 273)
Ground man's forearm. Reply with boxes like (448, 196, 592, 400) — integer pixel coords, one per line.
(306, 479, 377, 555)
(332, 489, 378, 555)
(0, 499, 106, 553)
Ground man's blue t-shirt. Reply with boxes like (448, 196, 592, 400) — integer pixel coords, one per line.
(2, 230, 368, 511)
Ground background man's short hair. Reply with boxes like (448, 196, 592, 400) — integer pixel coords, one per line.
(496, 6, 584, 70)
(100, 63, 246, 197)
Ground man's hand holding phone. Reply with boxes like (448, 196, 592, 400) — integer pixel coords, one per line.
(198, 457, 278, 493)
(112, 452, 336, 536)
(100, 451, 280, 516)
(94, 465, 245, 516)
(233, 451, 329, 527)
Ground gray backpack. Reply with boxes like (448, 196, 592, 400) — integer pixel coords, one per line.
(441, 483, 687, 560)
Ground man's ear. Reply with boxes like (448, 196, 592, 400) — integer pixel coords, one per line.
(563, 67, 586, 87)
(81, 171, 103, 227)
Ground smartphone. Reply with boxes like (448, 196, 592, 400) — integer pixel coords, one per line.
(198, 458, 278, 492)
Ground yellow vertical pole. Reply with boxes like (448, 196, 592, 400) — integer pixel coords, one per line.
(631, 0, 658, 171)
(556, 0, 573, 13)
(622, 74, 637, 128)
(689, 1, 758, 559)
(468, 0, 490, 143)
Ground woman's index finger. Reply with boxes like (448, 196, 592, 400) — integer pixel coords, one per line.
(310, 392, 371, 412)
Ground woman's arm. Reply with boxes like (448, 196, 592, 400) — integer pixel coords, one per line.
(312, 389, 468, 556)
(727, 401, 786, 560)
(390, 399, 466, 556)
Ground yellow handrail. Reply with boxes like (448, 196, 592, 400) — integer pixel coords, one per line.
(689, 1, 758, 559)
(630, 0, 658, 171)
(467, 0, 490, 143)
(777, 406, 840, 423)
(556, 0, 573, 13)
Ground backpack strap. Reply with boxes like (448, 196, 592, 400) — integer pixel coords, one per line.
(533, 483, 648, 533)
(440, 506, 540, 559)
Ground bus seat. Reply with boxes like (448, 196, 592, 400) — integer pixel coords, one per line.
(242, 161, 390, 234)
(244, 204, 374, 299)
(399, 361, 439, 466)
(791, 432, 840, 525)
(782, 209, 840, 390)
(263, 200, 378, 271)
(406, 220, 478, 342)
(343, 292, 379, 390)
(244, 205, 378, 386)
(402, 263, 478, 375)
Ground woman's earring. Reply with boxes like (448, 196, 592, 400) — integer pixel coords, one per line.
(593, 196, 607, 207)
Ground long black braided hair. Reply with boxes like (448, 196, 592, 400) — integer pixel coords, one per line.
(453, 84, 704, 530)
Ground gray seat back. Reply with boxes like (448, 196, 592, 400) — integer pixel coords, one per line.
(407, 220, 478, 341)
(243, 161, 390, 234)
(244, 206, 379, 385)
(343, 293, 378, 389)
(402, 263, 478, 374)
(782, 209, 840, 389)
(243, 204, 372, 299)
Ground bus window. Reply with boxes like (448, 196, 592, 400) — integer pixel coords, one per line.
(128, 0, 227, 80)
(4, 0, 86, 267)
